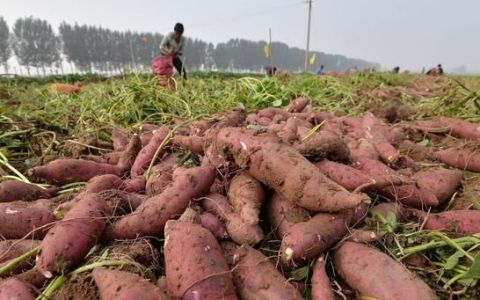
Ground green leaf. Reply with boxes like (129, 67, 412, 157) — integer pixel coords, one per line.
(463, 254, 480, 279)
(444, 251, 464, 270)
(416, 139, 430, 147)
(385, 212, 398, 230)
(272, 99, 282, 107)
(291, 266, 309, 281)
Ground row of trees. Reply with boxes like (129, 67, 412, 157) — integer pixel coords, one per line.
(0, 16, 379, 75)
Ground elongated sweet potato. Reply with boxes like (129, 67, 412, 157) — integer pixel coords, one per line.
(202, 193, 264, 245)
(311, 256, 335, 300)
(28, 159, 123, 185)
(266, 193, 310, 238)
(199, 212, 228, 239)
(93, 268, 168, 300)
(131, 126, 170, 176)
(164, 220, 237, 300)
(439, 117, 480, 140)
(0, 240, 39, 274)
(36, 193, 106, 277)
(210, 127, 369, 212)
(280, 210, 352, 266)
(0, 180, 56, 203)
(348, 138, 379, 160)
(0, 277, 34, 300)
(116, 134, 142, 171)
(433, 147, 480, 172)
(413, 210, 480, 234)
(82, 151, 123, 165)
(230, 245, 302, 300)
(121, 176, 146, 193)
(0, 199, 56, 239)
(334, 241, 436, 300)
(111, 129, 129, 151)
(286, 97, 309, 113)
(145, 154, 176, 196)
(414, 167, 463, 204)
(227, 172, 265, 225)
(85, 174, 123, 193)
(173, 134, 205, 154)
(294, 130, 350, 162)
(362, 112, 400, 165)
(105, 166, 215, 240)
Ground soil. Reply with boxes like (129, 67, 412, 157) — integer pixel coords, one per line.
(53, 273, 99, 300)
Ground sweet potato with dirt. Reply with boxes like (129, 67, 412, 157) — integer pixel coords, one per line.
(334, 241, 436, 300)
(131, 126, 170, 176)
(280, 209, 356, 266)
(0, 277, 34, 300)
(28, 159, 123, 185)
(286, 97, 309, 113)
(210, 127, 369, 212)
(439, 117, 480, 140)
(85, 174, 145, 194)
(227, 172, 265, 225)
(347, 138, 379, 160)
(311, 256, 335, 300)
(0, 240, 39, 274)
(0, 199, 56, 239)
(145, 154, 176, 196)
(294, 130, 350, 162)
(229, 244, 302, 300)
(266, 193, 310, 238)
(0, 180, 56, 202)
(164, 220, 237, 300)
(93, 268, 169, 300)
(105, 166, 215, 240)
(173, 134, 205, 154)
(413, 210, 480, 234)
(111, 129, 129, 151)
(199, 212, 228, 239)
(414, 167, 463, 204)
(202, 193, 264, 245)
(116, 134, 142, 171)
(433, 147, 480, 172)
(36, 193, 106, 277)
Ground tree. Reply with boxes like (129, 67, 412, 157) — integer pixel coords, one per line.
(0, 17, 11, 73)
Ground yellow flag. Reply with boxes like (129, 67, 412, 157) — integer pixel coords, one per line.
(309, 53, 316, 65)
(264, 43, 270, 58)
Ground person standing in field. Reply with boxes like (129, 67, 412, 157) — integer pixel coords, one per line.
(160, 23, 186, 79)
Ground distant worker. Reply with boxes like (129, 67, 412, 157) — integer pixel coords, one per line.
(160, 23, 186, 79)
(392, 66, 400, 74)
(265, 65, 277, 76)
(437, 64, 444, 75)
(426, 64, 444, 76)
(316, 65, 325, 75)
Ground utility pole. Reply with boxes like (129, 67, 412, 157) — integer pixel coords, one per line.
(304, 0, 312, 73)
(269, 28, 274, 69)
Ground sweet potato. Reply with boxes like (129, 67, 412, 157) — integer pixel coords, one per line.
(93, 268, 168, 300)
(164, 220, 237, 300)
(202, 193, 264, 245)
(414, 167, 463, 204)
(121, 176, 146, 193)
(189, 120, 213, 135)
(294, 130, 350, 162)
(370, 202, 410, 222)
(227, 172, 265, 225)
(413, 210, 480, 234)
(131, 126, 170, 176)
(173, 134, 205, 154)
(439, 117, 480, 140)
(36, 193, 106, 277)
(0, 180, 56, 202)
(111, 129, 129, 151)
(0, 199, 56, 239)
(286, 97, 309, 113)
(28, 159, 123, 185)
(280, 210, 353, 266)
(82, 151, 123, 165)
(16, 268, 48, 288)
(105, 166, 215, 240)
(85, 174, 123, 193)
(199, 212, 228, 239)
(230, 245, 302, 300)
(348, 138, 379, 160)
(116, 134, 142, 171)
(334, 241, 436, 300)
(145, 153, 176, 195)
(266, 193, 310, 238)
(210, 127, 369, 212)
(433, 147, 480, 172)
(311, 256, 335, 300)
(0, 240, 39, 274)
(346, 229, 380, 243)
(0, 277, 34, 300)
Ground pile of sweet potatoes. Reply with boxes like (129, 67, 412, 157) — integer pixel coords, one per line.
(0, 96, 479, 299)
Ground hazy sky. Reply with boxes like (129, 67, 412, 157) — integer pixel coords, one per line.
(2, 0, 480, 72)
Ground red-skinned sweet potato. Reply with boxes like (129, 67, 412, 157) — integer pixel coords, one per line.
(348, 138, 379, 160)
(173, 134, 205, 154)
(286, 97, 309, 113)
(105, 166, 215, 240)
(334, 241, 436, 300)
(229, 245, 302, 300)
(111, 129, 129, 151)
(164, 220, 237, 300)
(28, 159, 123, 185)
(131, 126, 170, 176)
(311, 256, 335, 300)
(202, 193, 264, 245)
(36, 193, 106, 277)
(210, 127, 369, 212)
(413, 210, 480, 234)
(0, 180, 56, 203)
(85, 174, 145, 194)
(439, 117, 480, 141)
(116, 134, 142, 171)
(294, 130, 350, 162)
(414, 167, 463, 204)
(0, 277, 34, 300)
(227, 172, 265, 225)
(0, 240, 40, 274)
(433, 147, 480, 172)
(145, 153, 176, 196)
(199, 212, 228, 239)
(266, 193, 310, 238)
(0, 199, 56, 239)
(93, 268, 169, 300)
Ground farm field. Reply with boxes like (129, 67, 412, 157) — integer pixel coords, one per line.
(1, 72, 480, 299)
